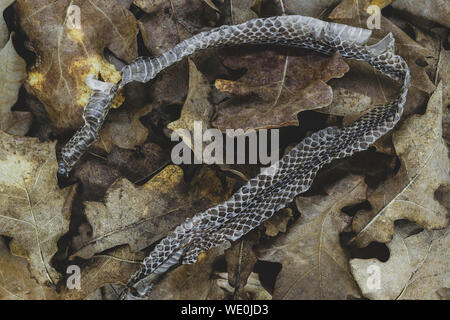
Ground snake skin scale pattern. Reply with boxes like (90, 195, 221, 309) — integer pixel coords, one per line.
(57, 15, 410, 299)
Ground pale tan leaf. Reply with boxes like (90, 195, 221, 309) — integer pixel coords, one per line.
(351, 83, 449, 247)
(0, 131, 77, 285)
(350, 222, 449, 300)
(0, 36, 32, 136)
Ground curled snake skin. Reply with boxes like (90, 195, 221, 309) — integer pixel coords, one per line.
(57, 15, 410, 299)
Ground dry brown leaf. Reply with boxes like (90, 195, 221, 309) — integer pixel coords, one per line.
(167, 59, 214, 160)
(263, 208, 293, 237)
(281, 0, 340, 18)
(133, 0, 166, 13)
(392, 0, 450, 29)
(62, 246, 145, 300)
(149, 247, 224, 300)
(225, 0, 259, 25)
(225, 231, 260, 298)
(15, 0, 138, 132)
(106, 143, 170, 182)
(328, 0, 393, 20)
(351, 83, 450, 247)
(213, 51, 349, 132)
(329, 2, 436, 116)
(72, 166, 236, 260)
(0, 131, 77, 286)
(150, 247, 271, 300)
(350, 222, 449, 300)
(256, 175, 365, 299)
(0, 238, 59, 299)
(0, 36, 32, 136)
(95, 104, 152, 152)
(75, 143, 169, 200)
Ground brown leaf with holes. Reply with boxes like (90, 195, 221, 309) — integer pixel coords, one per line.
(350, 222, 449, 300)
(0, 131, 77, 286)
(213, 50, 349, 132)
(256, 175, 365, 299)
(72, 166, 236, 260)
(15, 0, 138, 132)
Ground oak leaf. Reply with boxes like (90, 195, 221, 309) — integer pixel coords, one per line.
(351, 83, 450, 247)
(0, 131, 77, 285)
(72, 166, 236, 259)
(149, 247, 224, 300)
(15, 0, 138, 131)
(256, 175, 365, 299)
(350, 222, 449, 300)
(213, 50, 349, 132)
(329, 1, 436, 119)
(62, 246, 145, 300)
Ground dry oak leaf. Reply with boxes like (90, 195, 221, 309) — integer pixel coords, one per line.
(351, 83, 450, 247)
(329, 3, 436, 117)
(256, 175, 365, 299)
(72, 165, 236, 260)
(62, 245, 145, 300)
(15, 0, 138, 132)
(0, 36, 32, 136)
(213, 50, 349, 132)
(167, 59, 214, 160)
(350, 222, 449, 300)
(0, 131, 77, 286)
(0, 238, 60, 299)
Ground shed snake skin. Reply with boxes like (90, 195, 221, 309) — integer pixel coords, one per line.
(57, 15, 410, 299)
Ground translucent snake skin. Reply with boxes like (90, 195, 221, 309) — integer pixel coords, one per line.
(57, 15, 410, 299)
